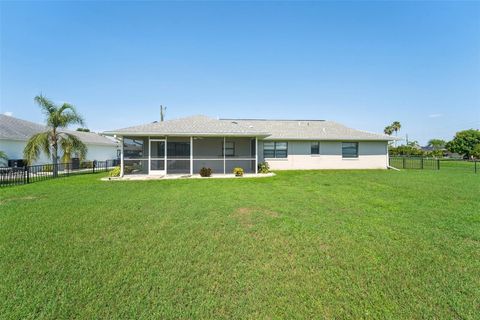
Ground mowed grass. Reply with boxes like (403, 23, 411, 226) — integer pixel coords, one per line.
(440, 159, 479, 173)
(0, 169, 479, 319)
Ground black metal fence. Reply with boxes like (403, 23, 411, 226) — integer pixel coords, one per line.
(0, 159, 119, 187)
(389, 157, 440, 170)
(389, 157, 478, 173)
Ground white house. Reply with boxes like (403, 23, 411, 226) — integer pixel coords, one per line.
(103, 115, 397, 176)
(0, 114, 119, 166)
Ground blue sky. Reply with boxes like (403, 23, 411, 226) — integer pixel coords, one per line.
(1, 1, 479, 144)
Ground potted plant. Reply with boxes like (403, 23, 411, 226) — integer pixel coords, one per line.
(233, 167, 244, 177)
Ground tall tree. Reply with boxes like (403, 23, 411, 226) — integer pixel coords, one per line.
(24, 95, 87, 175)
(427, 139, 446, 150)
(384, 125, 394, 135)
(471, 144, 480, 159)
(391, 121, 401, 137)
(385, 121, 401, 146)
(445, 129, 480, 158)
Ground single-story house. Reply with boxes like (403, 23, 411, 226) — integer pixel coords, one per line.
(103, 115, 397, 176)
(0, 114, 119, 166)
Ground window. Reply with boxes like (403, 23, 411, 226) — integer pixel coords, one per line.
(342, 142, 359, 158)
(222, 141, 235, 157)
(264, 141, 288, 158)
(311, 142, 320, 155)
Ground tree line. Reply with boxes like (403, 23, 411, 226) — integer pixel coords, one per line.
(384, 121, 480, 159)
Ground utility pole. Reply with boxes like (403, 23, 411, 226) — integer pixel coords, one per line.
(160, 105, 167, 122)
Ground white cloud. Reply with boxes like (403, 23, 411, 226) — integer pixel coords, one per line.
(428, 113, 443, 118)
(3, 111, 13, 116)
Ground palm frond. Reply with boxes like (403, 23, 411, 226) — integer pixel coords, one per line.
(34, 94, 57, 118)
(58, 132, 88, 161)
(0, 150, 7, 165)
(23, 132, 51, 165)
(57, 103, 86, 128)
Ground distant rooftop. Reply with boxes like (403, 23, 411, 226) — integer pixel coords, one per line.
(0, 114, 117, 146)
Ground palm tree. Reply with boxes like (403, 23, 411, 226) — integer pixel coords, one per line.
(385, 121, 401, 146)
(384, 125, 394, 135)
(0, 150, 7, 166)
(24, 95, 87, 176)
(391, 121, 401, 136)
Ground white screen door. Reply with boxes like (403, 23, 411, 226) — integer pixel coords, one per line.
(149, 139, 166, 175)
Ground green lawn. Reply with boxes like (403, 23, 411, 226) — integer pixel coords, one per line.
(1, 169, 479, 319)
(440, 159, 479, 173)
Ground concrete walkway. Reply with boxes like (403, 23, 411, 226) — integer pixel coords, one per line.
(101, 172, 275, 181)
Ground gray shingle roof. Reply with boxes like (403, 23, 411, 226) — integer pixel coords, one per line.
(105, 115, 397, 141)
(104, 115, 270, 137)
(222, 119, 397, 141)
(0, 114, 117, 146)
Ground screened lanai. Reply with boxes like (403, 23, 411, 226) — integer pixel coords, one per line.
(120, 136, 258, 176)
(104, 115, 269, 176)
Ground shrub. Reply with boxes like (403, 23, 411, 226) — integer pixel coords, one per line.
(258, 161, 270, 173)
(124, 166, 135, 174)
(109, 166, 121, 177)
(388, 145, 424, 157)
(233, 167, 244, 176)
(199, 167, 212, 177)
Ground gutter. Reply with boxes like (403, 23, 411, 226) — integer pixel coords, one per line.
(387, 165, 401, 171)
(102, 132, 271, 138)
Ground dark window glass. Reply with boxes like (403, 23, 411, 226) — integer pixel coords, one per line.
(250, 139, 256, 157)
(222, 141, 235, 156)
(342, 142, 359, 158)
(263, 142, 288, 158)
(311, 142, 320, 155)
(167, 142, 190, 158)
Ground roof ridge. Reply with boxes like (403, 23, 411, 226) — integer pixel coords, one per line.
(221, 118, 326, 122)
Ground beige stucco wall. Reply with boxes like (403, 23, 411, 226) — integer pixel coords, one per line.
(259, 140, 388, 170)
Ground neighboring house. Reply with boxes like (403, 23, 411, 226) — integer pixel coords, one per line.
(103, 115, 397, 176)
(0, 114, 119, 165)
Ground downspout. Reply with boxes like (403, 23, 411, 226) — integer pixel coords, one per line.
(120, 136, 124, 177)
(386, 140, 389, 169)
(190, 136, 193, 175)
(387, 165, 401, 171)
(223, 137, 226, 175)
(165, 136, 168, 176)
(255, 137, 258, 174)
(386, 140, 400, 171)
